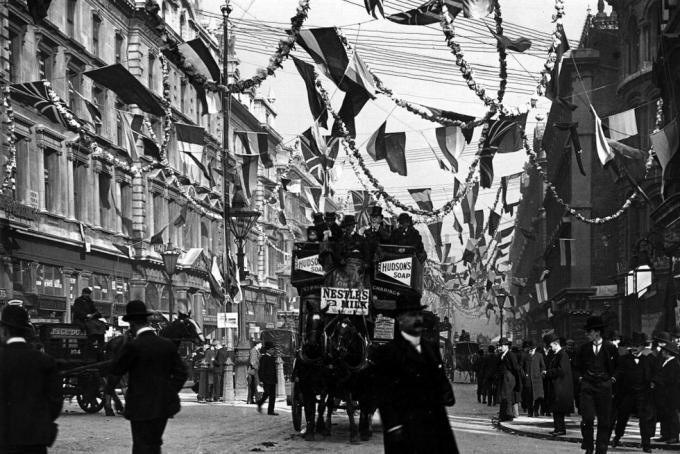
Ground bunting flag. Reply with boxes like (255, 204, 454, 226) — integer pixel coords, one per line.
(591, 105, 615, 166)
(435, 126, 467, 172)
(606, 108, 638, 141)
(498, 226, 514, 239)
(364, 0, 384, 17)
(300, 126, 339, 186)
(351, 190, 374, 228)
(487, 25, 532, 52)
(210, 256, 225, 299)
(344, 50, 377, 100)
(554, 122, 586, 176)
(235, 131, 272, 168)
(488, 210, 501, 236)
(149, 226, 167, 246)
(453, 213, 464, 244)
(408, 188, 434, 211)
(174, 204, 188, 227)
(474, 210, 484, 238)
(27, 0, 53, 23)
(9, 82, 76, 130)
(366, 121, 388, 161)
(176, 38, 221, 82)
(545, 24, 571, 107)
(176, 123, 212, 183)
(83, 64, 165, 116)
(461, 180, 479, 224)
(296, 28, 350, 89)
(428, 221, 443, 259)
(498, 241, 511, 251)
(535, 280, 548, 303)
(462, 238, 476, 264)
(117, 111, 139, 160)
(504, 201, 519, 215)
(442, 243, 452, 263)
(238, 154, 259, 202)
(386, 0, 464, 25)
(384, 131, 407, 176)
(480, 114, 527, 187)
(419, 104, 475, 142)
(292, 56, 328, 129)
(650, 119, 679, 176)
(559, 238, 574, 267)
(334, 87, 371, 139)
(479, 147, 496, 188)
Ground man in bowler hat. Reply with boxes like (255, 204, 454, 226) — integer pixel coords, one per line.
(372, 293, 458, 453)
(0, 304, 62, 453)
(573, 316, 619, 454)
(543, 333, 573, 437)
(256, 341, 278, 416)
(653, 332, 680, 444)
(107, 300, 188, 454)
(388, 213, 427, 262)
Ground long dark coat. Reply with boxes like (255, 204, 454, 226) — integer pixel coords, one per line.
(373, 333, 458, 454)
(108, 330, 188, 421)
(653, 357, 680, 411)
(545, 349, 574, 413)
(525, 352, 546, 401)
(0, 343, 62, 449)
(496, 351, 521, 403)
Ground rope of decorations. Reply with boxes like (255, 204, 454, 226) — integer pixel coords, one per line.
(492, 0, 508, 104)
(316, 71, 489, 219)
(0, 87, 17, 195)
(183, 0, 310, 95)
(536, 0, 566, 97)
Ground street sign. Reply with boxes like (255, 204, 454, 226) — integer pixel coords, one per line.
(217, 312, 238, 328)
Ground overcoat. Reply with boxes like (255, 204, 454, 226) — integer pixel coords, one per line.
(496, 350, 521, 403)
(373, 333, 458, 454)
(653, 356, 680, 411)
(544, 349, 574, 413)
(0, 343, 62, 449)
(108, 330, 188, 421)
(524, 352, 546, 401)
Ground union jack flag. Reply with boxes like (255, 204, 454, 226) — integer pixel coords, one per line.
(10, 81, 76, 131)
(480, 114, 527, 188)
(350, 190, 375, 228)
(300, 127, 340, 193)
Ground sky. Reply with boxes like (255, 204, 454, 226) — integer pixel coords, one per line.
(198, 0, 600, 257)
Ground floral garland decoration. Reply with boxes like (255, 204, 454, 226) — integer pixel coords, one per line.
(158, 55, 172, 164)
(524, 133, 655, 224)
(536, 0, 566, 97)
(316, 71, 489, 219)
(492, 0, 508, 104)
(0, 87, 18, 195)
(174, 0, 311, 95)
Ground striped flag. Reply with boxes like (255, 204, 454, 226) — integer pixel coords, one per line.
(607, 108, 638, 141)
(237, 154, 258, 203)
(408, 188, 434, 211)
(500, 172, 522, 210)
(650, 119, 679, 196)
(474, 209, 484, 238)
(559, 238, 574, 266)
(344, 50, 377, 100)
(176, 122, 212, 183)
(366, 121, 387, 161)
(435, 126, 466, 173)
(591, 105, 614, 166)
(292, 56, 328, 129)
(428, 221, 443, 259)
(296, 28, 350, 90)
(462, 238, 477, 264)
(235, 131, 272, 168)
(176, 38, 221, 81)
(10, 81, 76, 130)
(461, 181, 479, 224)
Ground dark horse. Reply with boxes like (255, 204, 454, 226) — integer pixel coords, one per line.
(318, 315, 369, 443)
(102, 311, 205, 415)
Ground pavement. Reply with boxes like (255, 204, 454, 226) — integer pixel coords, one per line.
(498, 413, 680, 451)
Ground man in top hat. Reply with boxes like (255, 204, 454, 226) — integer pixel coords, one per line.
(339, 215, 366, 261)
(256, 341, 278, 416)
(522, 340, 546, 417)
(0, 304, 62, 453)
(363, 206, 390, 244)
(611, 332, 656, 452)
(106, 300, 188, 454)
(372, 293, 459, 453)
(389, 213, 427, 263)
(323, 212, 343, 242)
(573, 316, 619, 454)
(495, 337, 522, 422)
(653, 335, 680, 444)
(543, 333, 574, 436)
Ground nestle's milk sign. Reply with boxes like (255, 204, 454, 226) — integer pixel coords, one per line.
(295, 254, 323, 275)
(377, 257, 412, 286)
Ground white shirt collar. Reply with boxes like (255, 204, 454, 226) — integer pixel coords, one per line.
(135, 327, 156, 336)
(593, 340, 603, 346)
(663, 356, 675, 368)
(6, 337, 26, 344)
(401, 331, 421, 351)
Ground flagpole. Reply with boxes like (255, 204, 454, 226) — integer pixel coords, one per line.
(221, 2, 233, 348)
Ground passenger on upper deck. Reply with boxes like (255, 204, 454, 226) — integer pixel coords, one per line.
(388, 213, 427, 263)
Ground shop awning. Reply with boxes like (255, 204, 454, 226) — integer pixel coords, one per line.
(83, 64, 165, 117)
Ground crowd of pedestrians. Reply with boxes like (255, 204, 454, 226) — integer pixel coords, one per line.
(473, 315, 680, 454)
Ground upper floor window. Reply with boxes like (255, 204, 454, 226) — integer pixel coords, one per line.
(66, 0, 77, 38)
(38, 49, 54, 81)
(92, 14, 101, 57)
(115, 100, 124, 146)
(180, 79, 186, 112)
(99, 172, 112, 230)
(120, 181, 133, 236)
(67, 65, 82, 114)
(115, 33, 124, 64)
(73, 160, 88, 222)
(148, 53, 155, 91)
(92, 85, 105, 135)
(43, 148, 60, 213)
(9, 28, 23, 83)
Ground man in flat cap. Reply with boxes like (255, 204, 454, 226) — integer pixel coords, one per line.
(372, 293, 458, 453)
(0, 304, 62, 453)
(107, 300, 188, 454)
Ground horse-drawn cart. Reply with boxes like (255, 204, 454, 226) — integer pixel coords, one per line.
(37, 323, 108, 414)
(288, 241, 423, 441)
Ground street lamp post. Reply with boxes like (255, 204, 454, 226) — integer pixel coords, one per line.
(161, 242, 180, 322)
(495, 287, 506, 339)
(229, 206, 260, 400)
(221, 1, 233, 346)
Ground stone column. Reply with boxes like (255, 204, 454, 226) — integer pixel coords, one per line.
(35, 140, 45, 212)
(114, 177, 123, 234)
(92, 167, 101, 228)
(62, 267, 75, 323)
(276, 357, 285, 398)
(65, 153, 75, 220)
(223, 357, 235, 402)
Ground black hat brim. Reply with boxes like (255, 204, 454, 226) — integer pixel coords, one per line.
(122, 311, 154, 322)
(0, 320, 31, 330)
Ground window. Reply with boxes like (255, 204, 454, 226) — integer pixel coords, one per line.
(89, 273, 110, 301)
(115, 33, 124, 64)
(92, 14, 101, 57)
(112, 278, 130, 305)
(14, 137, 29, 204)
(67, 65, 81, 114)
(99, 172, 112, 230)
(92, 85, 105, 135)
(73, 160, 88, 222)
(66, 0, 77, 38)
(201, 220, 210, 250)
(38, 49, 54, 81)
(120, 182, 133, 236)
(9, 28, 22, 83)
(148, 53, 155, 91)
(12, 260, 33, 293)
(36, 264, 64, 297)
(180, 12, 186, 38)
(43, 149, 59, 213)
(152, 192, 166, 242)
(115, 100, 124, 146)
(180, 79, 186, 112)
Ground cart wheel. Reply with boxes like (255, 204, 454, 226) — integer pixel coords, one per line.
(291, 381, 303, 432)
(76, 374, 105, 414)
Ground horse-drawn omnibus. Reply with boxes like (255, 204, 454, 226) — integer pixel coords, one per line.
(288, 241, 424, 442)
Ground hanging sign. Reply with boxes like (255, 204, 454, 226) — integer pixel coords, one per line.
(374, 314, 395, 340)
(320, 287, 370, 315)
